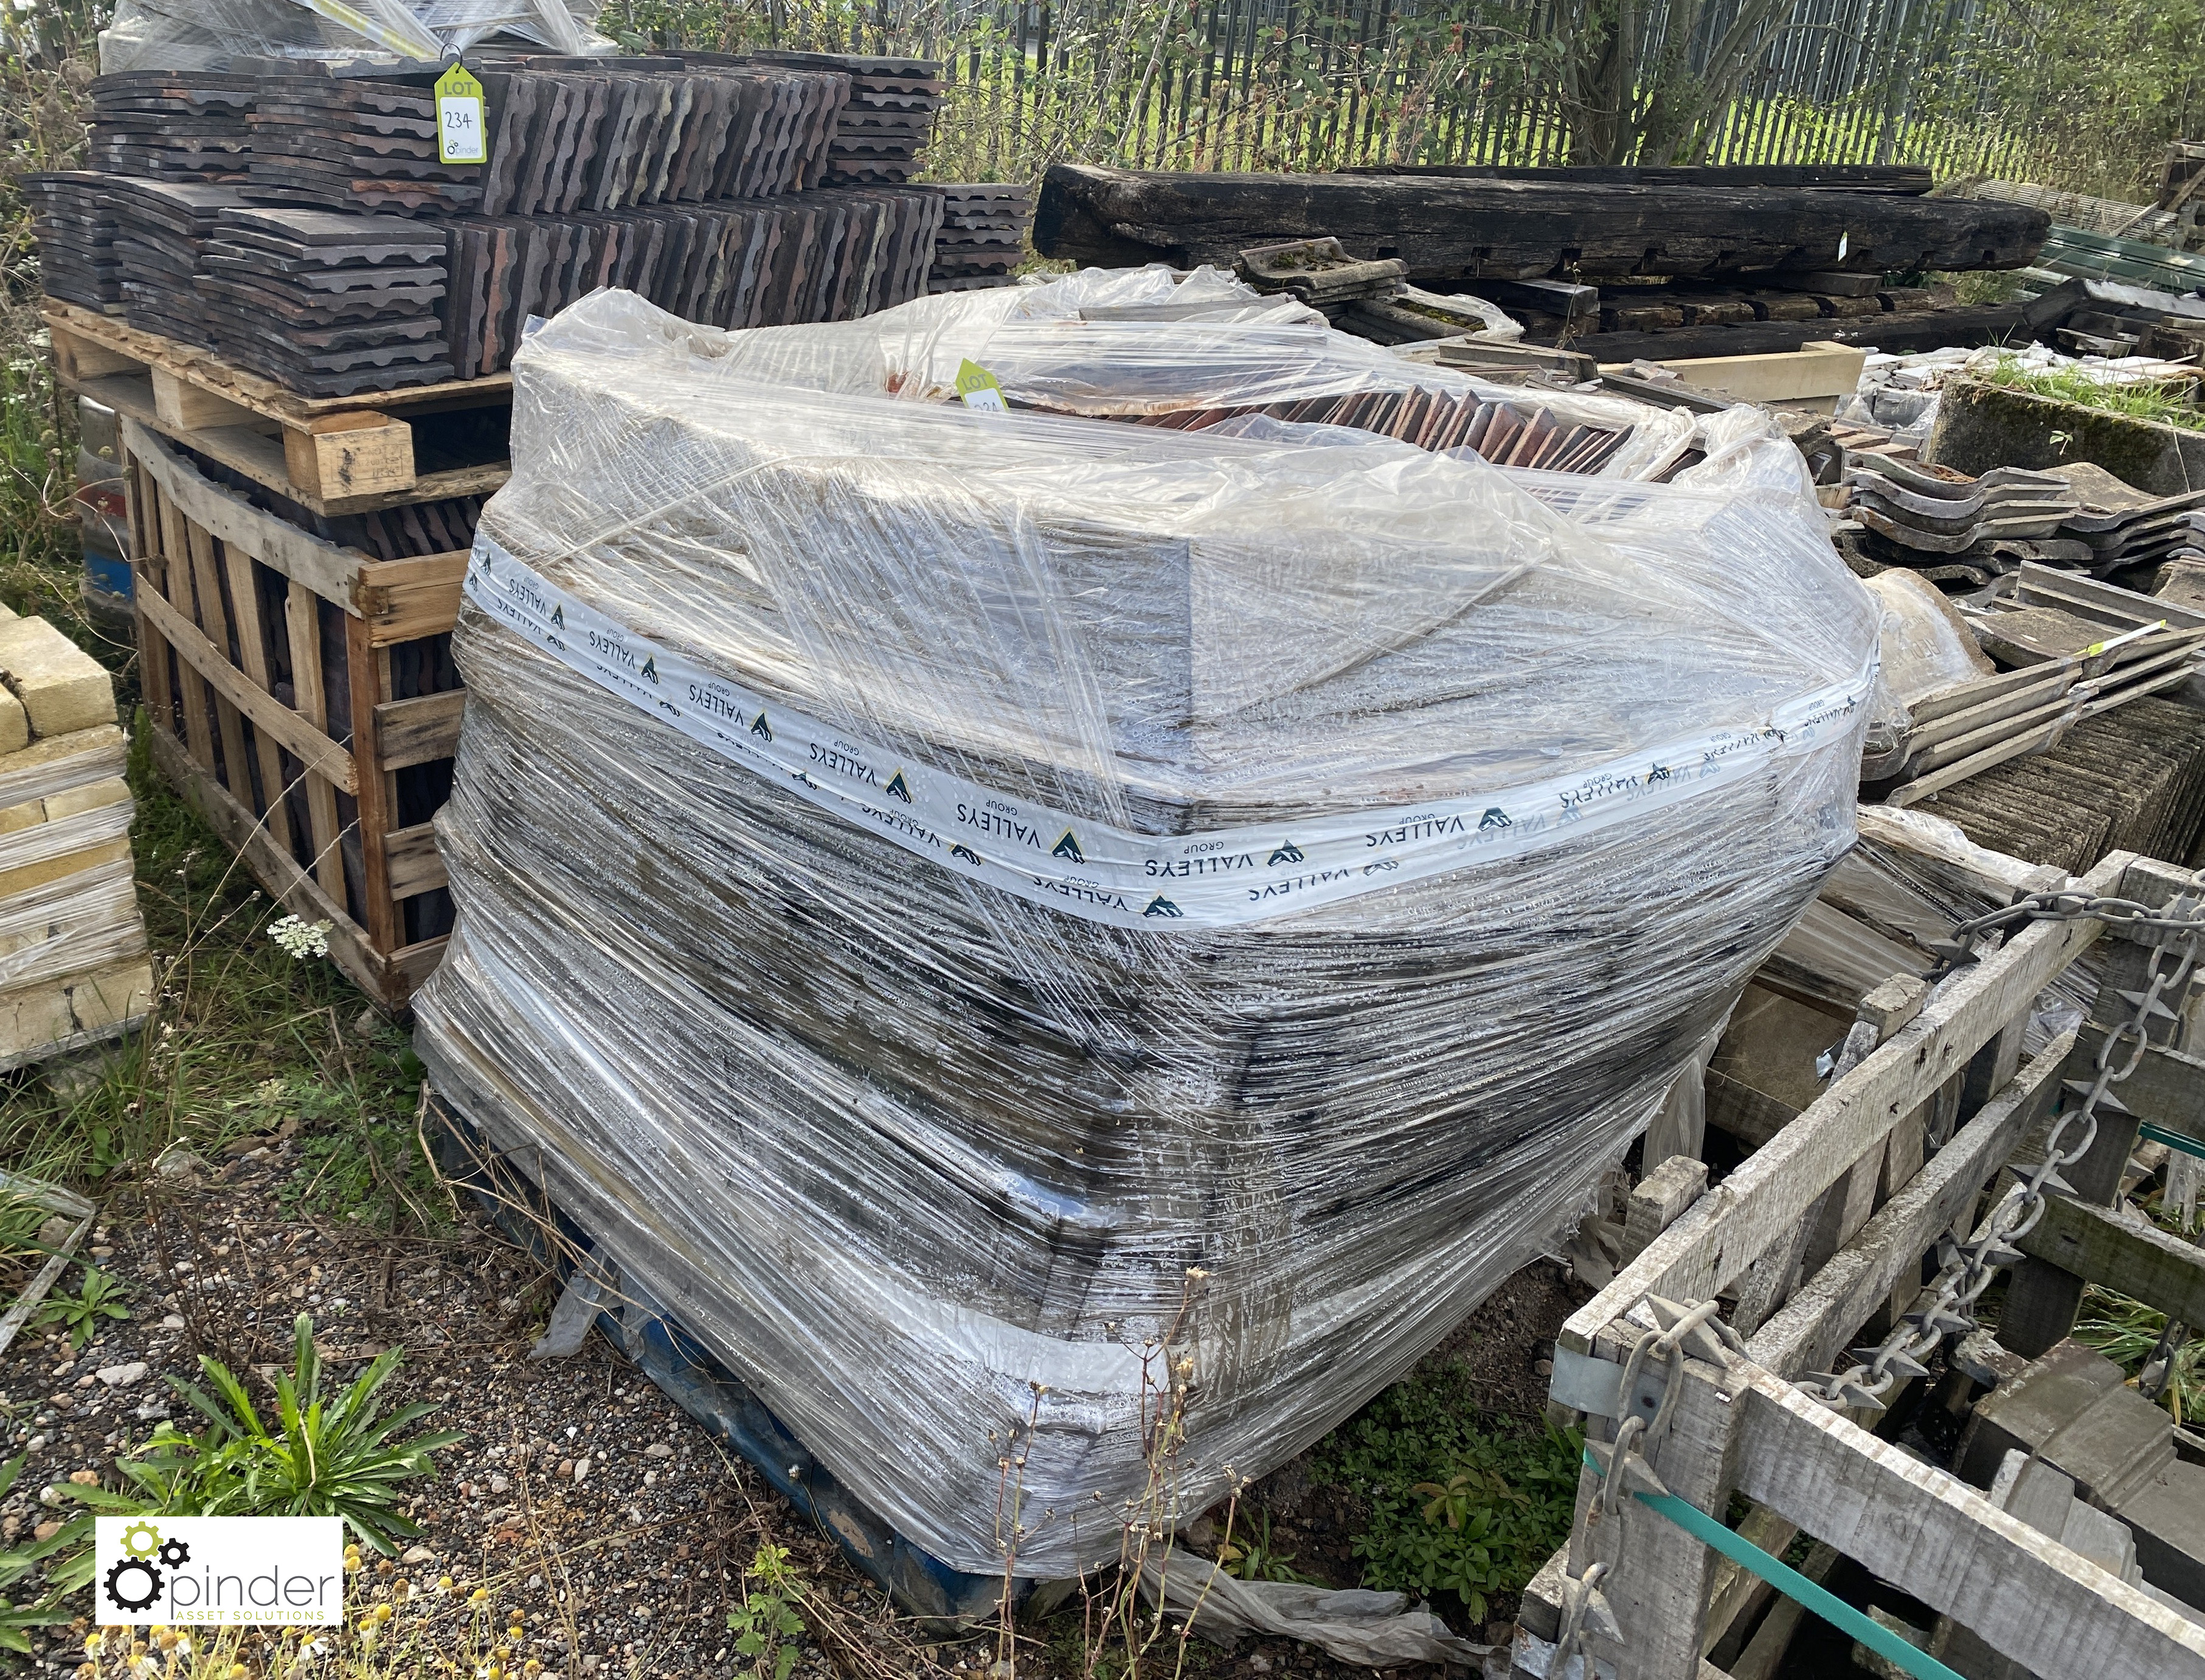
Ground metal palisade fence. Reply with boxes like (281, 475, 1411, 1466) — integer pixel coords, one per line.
(611, 0, 2079, 185)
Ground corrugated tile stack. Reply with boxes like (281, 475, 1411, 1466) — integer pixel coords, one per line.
(89, 71, 254, 182)
(20, 174, 120, 311)
(38, 58, 949, 398)
(753, 50, 942, 185)
(196, 206, 454, 396)
(927, 182, 1030, 291)
(108, 177, 248, 346)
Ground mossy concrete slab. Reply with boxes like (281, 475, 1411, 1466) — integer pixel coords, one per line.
(1923, 375, 2205, 497)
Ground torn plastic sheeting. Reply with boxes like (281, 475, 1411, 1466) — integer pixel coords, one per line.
(1139, 1557, 1493, 1668)
(99, 0, 607, 71)
(413, 280, 1878, 1579)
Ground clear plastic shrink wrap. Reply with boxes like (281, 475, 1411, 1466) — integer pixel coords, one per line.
(414, 269, 1880, 1578)
(100, 0, 609, 72)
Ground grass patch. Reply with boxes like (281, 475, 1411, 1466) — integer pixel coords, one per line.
(1311, 1363, 1580, 1623)
(1978, 353, 2205, 429)
(2073, 1285, 2205, 1426)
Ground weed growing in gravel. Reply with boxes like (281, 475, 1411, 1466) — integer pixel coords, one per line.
(1311, 1364, 1580, 1623)
(727, 1543, 807, 1680)
(67, 1313, 459, 1552)
(32, 1265, 128, 1349)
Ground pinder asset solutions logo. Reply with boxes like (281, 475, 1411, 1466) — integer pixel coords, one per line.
(95, 1515, 345, 1625)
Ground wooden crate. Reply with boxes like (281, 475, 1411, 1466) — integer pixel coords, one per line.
(47, 301, 512, 517)
(1517, 848, 2205, 1679)
(122, 415, 465, 1009)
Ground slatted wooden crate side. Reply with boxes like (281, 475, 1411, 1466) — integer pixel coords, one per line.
(120, 419, 465, 1010)
(1522, 854, 2205, 1680)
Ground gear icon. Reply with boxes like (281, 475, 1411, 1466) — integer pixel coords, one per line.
(103, 1556, 163, 1613)
(157, 1537, 191, 1568)
(119, 1520, 162, 1560)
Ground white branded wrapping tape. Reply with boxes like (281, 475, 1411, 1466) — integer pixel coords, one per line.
(466, 537, 1875, 930)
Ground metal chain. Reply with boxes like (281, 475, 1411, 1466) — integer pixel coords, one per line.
(1552, 1299, 1742, 1670)
(1805, 873, 2205, 1411)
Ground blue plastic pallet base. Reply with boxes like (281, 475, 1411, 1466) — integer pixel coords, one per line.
(429, 1101, 1018, 1625)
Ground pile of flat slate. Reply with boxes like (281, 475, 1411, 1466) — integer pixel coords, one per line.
(21, 174, 120, 310)
(443, 184, 943, 376)
(927, 182, 1029, 291)
(195, 207, 452, 396)
(89, 71, 254, 182)
(108, 178, 248, 347)
(753, 50, 942, 184)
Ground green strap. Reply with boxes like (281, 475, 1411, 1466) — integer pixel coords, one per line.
(1584, 1451, 1967, 1680)
(2139, 1121, 2205, 1163)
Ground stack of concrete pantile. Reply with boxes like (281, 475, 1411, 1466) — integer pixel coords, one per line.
(474, 60, 847, 211)
(2060, 486, 2205, 575)
(89, 70, 254, 182)
(108, 177, 249, 347)
(444, 185, 941, 376)
(45, 60, 946, 398)
(20, 174, 120, 311)
(1846, 458, 2082, 578)
(0, 607, 153, 1068)
(752, 50, 942, 184)
(928, 182, 1030, 291)
(245, 75, 487, 216)
(195, 206, 452, 396)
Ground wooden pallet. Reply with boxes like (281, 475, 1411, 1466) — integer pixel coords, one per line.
(1518, 849, 2205, 1680)
(47, 302, 511, 517)
(123, 416, 462, 1009)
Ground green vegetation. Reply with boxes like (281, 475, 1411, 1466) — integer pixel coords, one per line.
(0, 1318, 453, 1645)
(727, 1543, 809, 1680)
(66, 1312, 459, 1552)
(1216, 1509, 1312, 1584)
(2074, 1285, 2205, 1426)
(1979, 353, 2205, 431)
(31, 1262, 128, 1348)
(1313, 1364, 1582, 1622)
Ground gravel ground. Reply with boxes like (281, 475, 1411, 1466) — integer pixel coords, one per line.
(1, 1129, 1580, 1680)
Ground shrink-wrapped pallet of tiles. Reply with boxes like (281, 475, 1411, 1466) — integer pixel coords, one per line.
(0, 610, 151, 1066)
(415, 268, 1881, 1577)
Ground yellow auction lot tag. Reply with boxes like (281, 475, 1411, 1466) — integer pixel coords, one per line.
(955, 358, 1008, 411)
(435, 62, 488, 166)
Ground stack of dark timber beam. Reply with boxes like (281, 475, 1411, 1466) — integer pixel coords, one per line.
(1036, 162, 2051, 358)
